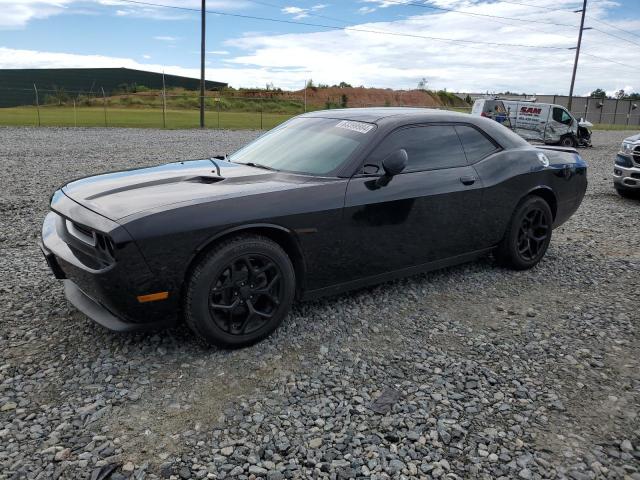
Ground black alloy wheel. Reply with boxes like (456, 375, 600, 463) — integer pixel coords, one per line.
(496, 195, 553, 270)
(184, 235, 295, 348)
(516, 207, 550, 262)
(208, 254, 282, 336)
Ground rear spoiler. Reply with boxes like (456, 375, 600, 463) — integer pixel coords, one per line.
(536, 145, 578, 154)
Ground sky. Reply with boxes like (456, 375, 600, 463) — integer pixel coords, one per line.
(0, 0, 639, 95)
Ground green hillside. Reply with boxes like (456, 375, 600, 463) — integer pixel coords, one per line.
(0, 68, 226, 108)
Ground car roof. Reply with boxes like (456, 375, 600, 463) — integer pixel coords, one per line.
(301, 107, 530, 149)
(302, 107, 467, 124)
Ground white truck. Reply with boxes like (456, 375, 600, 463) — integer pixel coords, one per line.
(471, 98, 592, 147)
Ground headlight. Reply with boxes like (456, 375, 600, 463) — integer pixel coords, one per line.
(621, 142, 633, 155)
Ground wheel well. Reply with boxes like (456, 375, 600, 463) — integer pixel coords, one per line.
(528, 188, 557, 220)
(183, 227, 306, 299)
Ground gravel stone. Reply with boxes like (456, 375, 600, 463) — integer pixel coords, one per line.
(0, 127, 638, 480)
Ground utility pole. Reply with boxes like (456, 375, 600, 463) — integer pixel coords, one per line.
(304, 79, 307, 113)
(568, 0, 589, 112)
(200, 0, 206, 129)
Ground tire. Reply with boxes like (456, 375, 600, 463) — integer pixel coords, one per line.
(615, 187, 639, 199)
(184, 235, 296, 348)
(559, 135, 576, 148)
(495, 196, 553, 270)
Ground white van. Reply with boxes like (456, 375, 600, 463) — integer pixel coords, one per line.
(471, 98, 592, 147)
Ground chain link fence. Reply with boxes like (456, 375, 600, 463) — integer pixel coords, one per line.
(1, 84, 637, 130)
(0, 85, 310, 130)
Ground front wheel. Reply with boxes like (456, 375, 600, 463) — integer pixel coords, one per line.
(559, 135, 577, 148)
(184, 235, 296, 348)
(495, 196, 553, 270)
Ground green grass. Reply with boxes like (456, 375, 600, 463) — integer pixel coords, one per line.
(0, 106, 297, 130)
(2, 106, 636, 132)
(591, 123, 640, 131)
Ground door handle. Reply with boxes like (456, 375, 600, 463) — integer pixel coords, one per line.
(459, 175, 477, 186)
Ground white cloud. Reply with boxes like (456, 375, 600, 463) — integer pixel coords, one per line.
(222, 0, 639, 93)
(153, 35, 178, 42)
(0, 0, 250, 28)
(281, 6, 309, 20)
(0, 0, 75, 28)
(0, 0, 638, 95)
(281, 4, 329, 19)
(142, 54, 151, 59)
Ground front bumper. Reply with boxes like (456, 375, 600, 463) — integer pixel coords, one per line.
(613, 164, 640, 190)
(62, 279, 176, 332)
(41, 201, 179, 332)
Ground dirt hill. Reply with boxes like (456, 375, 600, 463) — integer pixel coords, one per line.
(291, 86, 468, 109)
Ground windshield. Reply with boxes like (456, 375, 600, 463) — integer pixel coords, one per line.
(228, 117, 376, 175)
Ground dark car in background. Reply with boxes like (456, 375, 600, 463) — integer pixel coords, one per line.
(41, 108, 588, 347)
(613, 133, 640, 197)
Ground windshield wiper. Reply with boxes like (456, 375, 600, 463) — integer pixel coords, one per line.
(242, 162, 277, 171)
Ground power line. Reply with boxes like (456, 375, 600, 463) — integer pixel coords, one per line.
(580, 52, 639, 71)
(494, 0, 640, 43)
(589, 26, 640, 49)
(493, 0, 579, 14)
(115, 0, 572, 50)
(249, 0, 577, 44)
(112, 0, 638, 76)
(367, 0, 640, 50)
(362, 0, 579, 28)
(586, 16, 640, 40)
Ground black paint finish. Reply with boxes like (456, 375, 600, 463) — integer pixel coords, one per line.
(40, 108, 588, 331)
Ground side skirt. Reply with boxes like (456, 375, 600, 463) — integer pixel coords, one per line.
(302, 247, 495, 301)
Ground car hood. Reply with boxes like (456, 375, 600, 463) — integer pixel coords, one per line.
(624, 133, 640, 144)
(61, 159, 311, 221)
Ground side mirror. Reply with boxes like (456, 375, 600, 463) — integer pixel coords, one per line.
(382, 149, 408, 176)
(375, 149, 408, 188)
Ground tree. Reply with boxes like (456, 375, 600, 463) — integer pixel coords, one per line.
(341, 94, 348, 108)
(615, 89, 626, 99)
(51, 85, 68, 105)
(464, 94, 472, 104)
(590, 88, 606, 98)
(417, 77, 428, 90)
(338, 81, 352, 88)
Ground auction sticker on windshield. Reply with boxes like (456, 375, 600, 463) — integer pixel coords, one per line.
(336, 120, 375, 134)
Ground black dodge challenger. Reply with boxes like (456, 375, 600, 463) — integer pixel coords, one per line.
(41, 108, 587, 347)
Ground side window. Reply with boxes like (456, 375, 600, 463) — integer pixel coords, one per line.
(455, 125, 499, 163)
(371, 125, 467, 172)
(553, 107, 572, 125)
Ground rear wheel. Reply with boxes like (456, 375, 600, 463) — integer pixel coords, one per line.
(184, 235, 295, 348)
(495, 196, 553, 270)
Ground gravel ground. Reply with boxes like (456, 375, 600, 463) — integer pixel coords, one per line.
(0, 127, 638, 480)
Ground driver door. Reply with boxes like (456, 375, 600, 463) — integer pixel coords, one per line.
(339, 124, 485, 283)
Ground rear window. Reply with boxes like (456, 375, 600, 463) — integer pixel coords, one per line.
(455, 125, 499, 163)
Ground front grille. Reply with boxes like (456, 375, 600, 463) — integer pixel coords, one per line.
(634, 145, 640, 166)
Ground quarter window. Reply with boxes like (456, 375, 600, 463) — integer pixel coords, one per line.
(371, 125, 467, 172)
(455, 125, 499, 163)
